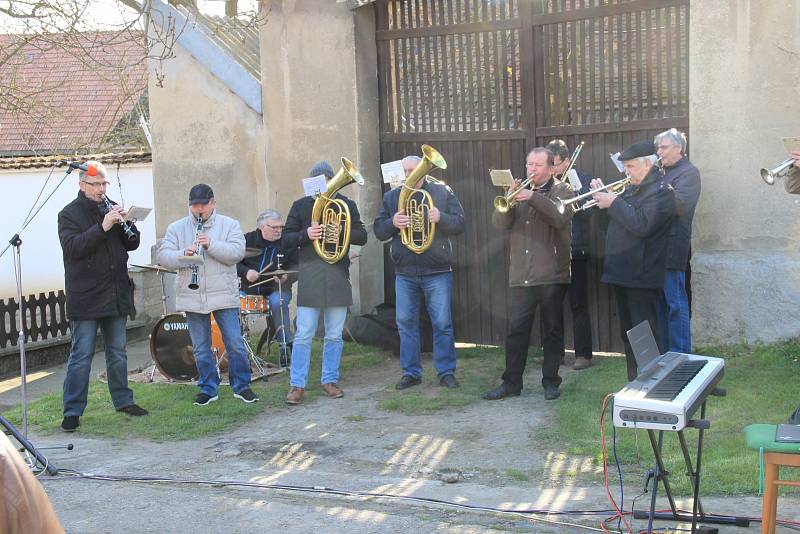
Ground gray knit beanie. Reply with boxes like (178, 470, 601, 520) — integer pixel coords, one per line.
(308, 161, 335, 179)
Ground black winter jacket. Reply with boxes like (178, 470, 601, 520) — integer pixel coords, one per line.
(236, 231, 298, 295)
(570, 168, 594, 258)
(373, 181, 465, 276)
(57, 192, 140, 320)
(282, 193, 367, 308)
(601, 168, 675, 289)
(660, 157, 701, 270)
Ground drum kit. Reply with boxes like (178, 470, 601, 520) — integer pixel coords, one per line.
(133, 249, 297, 384)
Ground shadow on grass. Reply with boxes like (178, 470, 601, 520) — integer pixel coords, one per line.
(4, 341, 387, 442)
(376, 345, 542, 414)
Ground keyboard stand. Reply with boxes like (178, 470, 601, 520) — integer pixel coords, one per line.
(633, 393, 749, 533)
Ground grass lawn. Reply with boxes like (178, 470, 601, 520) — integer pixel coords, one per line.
(539, 340, 800, 495)
(376, 344, 518, 414)
(5, 341, 387, 442)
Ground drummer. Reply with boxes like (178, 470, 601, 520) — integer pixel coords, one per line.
(237, 209, 298, 351)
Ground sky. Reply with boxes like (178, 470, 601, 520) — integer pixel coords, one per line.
(0, 0, 259, 34)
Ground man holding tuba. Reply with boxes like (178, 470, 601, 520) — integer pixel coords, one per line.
(483, 147, 575, 402)
(282, 161, 368, 405)
(374, 153, 465, 390)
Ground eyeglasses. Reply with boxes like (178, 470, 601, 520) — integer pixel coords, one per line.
(265, 224, 284, 230)
(82, 180, 110, 188)
(657, 144, 678, 151)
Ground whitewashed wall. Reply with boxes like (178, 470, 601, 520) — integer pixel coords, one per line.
(0, 163, 155, 299)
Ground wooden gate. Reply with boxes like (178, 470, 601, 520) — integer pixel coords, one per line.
(374, 0, 689, 351)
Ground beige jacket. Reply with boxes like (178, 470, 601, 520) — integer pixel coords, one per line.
(0, 433, 63, 534)
(157, 209, 245, 313)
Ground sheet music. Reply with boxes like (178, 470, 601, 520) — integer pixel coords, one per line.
(490, 169, 515, 187)
(380, 160, 405, 184)
(781, 136, 800, 153)
(123, 206, 151, 222)
(303, 175, 328, 197)
(609, 152, 625, 173)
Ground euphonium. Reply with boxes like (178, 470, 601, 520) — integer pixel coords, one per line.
(311, 157, 365, 264)
(398, 144, 447, 254)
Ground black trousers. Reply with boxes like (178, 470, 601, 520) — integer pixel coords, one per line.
(502, 284, 568, 391)
(613, 285, 663, 381)
(568, 258, 594, 359)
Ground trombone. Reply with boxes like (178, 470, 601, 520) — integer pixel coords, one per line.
(760, 158, 794, 185)
(556, 177, 630, 214)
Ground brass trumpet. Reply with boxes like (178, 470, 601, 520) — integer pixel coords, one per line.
(493, 178, 533, 214)
(760, 158, 794, 185)
(311, 157, 364, 264)
(556, 177, 630, 214)
(398, 144, 447, 254)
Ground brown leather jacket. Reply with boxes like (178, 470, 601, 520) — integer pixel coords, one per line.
(784, 165, 800, 194)
(493, 178, 574, 287)
(0, 433, 63, 534)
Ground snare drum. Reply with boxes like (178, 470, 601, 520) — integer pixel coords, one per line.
(240, 294, 269, 314)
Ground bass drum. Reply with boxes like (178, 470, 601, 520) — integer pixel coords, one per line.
(150, 313, 197, 381)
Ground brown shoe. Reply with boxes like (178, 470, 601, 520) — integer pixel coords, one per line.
(572, 357, 592, 370)
(322, 382, 344, 398)
(285, 387, 304, 405)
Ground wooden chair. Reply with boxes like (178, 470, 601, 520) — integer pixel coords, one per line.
(744, 424, 800, 534)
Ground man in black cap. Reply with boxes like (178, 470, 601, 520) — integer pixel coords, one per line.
(58, 160, 148, 432)
(281, 161, 368, 405)
(158, 184, 259, 406)
(590, 141, 675, 380)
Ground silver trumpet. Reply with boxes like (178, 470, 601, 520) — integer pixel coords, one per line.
(760, 158, 794, 185)
(557, 177, 631, 214)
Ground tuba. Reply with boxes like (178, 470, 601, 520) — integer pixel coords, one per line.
(311, 157, 365, 264)
(398, 144, 447, 254)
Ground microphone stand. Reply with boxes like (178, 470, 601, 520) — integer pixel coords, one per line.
(0, 164, 79, 474)
(275, 254, 290, 368)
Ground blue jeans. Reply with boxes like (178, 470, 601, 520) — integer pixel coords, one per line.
(63, 315, 134, 417)
(657, 269, 692, 353)
(395, 272, 457, 379)
(186, 308, 251, 396)
(290, 306, 347, 388)
(268, 289, 294, 344)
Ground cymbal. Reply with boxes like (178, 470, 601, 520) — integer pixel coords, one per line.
(262, 269, 298, 277)
(130, 263, 176, 274)
(243, 247, 264, 258)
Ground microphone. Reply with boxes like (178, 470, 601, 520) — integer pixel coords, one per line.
(63, 161, 100, 176)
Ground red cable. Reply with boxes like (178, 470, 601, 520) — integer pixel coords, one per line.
(600, 393, 633, 533)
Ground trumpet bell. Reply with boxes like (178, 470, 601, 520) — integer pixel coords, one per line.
(760, 158, 793, 185)
(493, 195, 512, 214)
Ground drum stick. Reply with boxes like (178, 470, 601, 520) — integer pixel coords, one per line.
(259, 262, 273, 274)
(249, 275, 277, 289)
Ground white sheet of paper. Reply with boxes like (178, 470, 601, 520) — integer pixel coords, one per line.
(490, 169, 515, 187)
(123, 206, 152, 222)
(565, 169, 583, 191)
(609, 152, 625, 173)
(782, 136, 800, 153)
(380, 160, 405, 184)
(303, 174, 328, 197)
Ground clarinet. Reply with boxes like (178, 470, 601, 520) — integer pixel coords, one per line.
(101, 196, 137, 241)
(188, 215, 203, 290)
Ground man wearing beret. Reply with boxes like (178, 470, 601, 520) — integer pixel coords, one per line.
(281, 161, 368, 405)
(158, 184, 258, 406)
(590, 141, 675, 380)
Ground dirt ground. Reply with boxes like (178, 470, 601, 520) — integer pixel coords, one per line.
(4, 340, 799, 533)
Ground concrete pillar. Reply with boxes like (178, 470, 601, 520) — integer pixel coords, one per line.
(261, 1, 383, 314)
(147, 9, 266, 237)
(690, 0, 800, 344)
